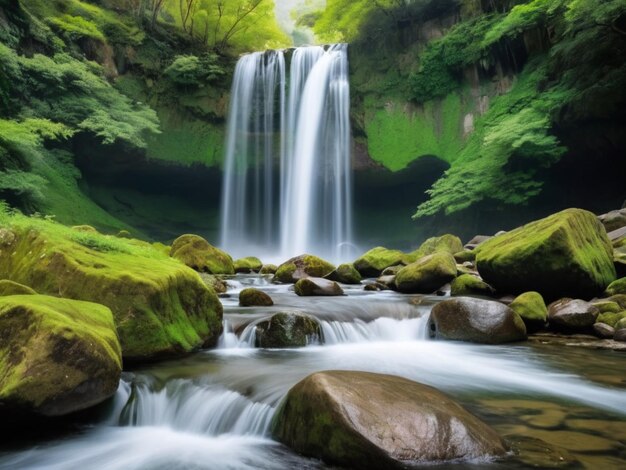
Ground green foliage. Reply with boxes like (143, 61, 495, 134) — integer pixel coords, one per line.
(48, 14, 106, 41)
(164, 53, 225, 87)
(409, 43, 460, 102)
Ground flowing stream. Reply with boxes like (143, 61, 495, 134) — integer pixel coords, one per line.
(220, 45, 353, 263)
(2, 276, 625, 470)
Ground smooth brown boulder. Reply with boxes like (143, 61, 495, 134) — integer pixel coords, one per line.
(239, 288, 273, 307)
(548, 299, 599, 331)
(272, 371, 507, 469)
(294, 277, 344, 296)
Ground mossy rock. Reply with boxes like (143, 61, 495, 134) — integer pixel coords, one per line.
(0, 295, 121, 417)
(274, 255, 335, 284)
(476, 209, 616, 300)
(407, 234, 464, 263)
(71, 225, 98, 233)
(591, 300, 622, 314)
(295, 278, 344, 297)
(170, 234, 234, 275)
(233, 257, 263, 274)
(606, 277, 626, 296)
(260, 264, 278, 275)
(608, 294, 626, 309)
(395, 252, 457, 294)
(615, 317, 626, 330)
(454, 250, 476, 263)
(116, 230, 132, 239)
(272, 371, 507, 468)
(327, 263, 362, 284)
(255, 312, 321, 348)
(596, 311, 626, 328)
(0, 224, 223, 361)
(239, 288, 273, 307)
(0, 280, 36, 296)
(353, 247, 406, 277)
(450, 274, 495, 297)
(509, 292, 548, 333)
(199, 273, 228, 294)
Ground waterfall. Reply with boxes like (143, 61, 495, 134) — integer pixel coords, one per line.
(220, 44, 353, 263)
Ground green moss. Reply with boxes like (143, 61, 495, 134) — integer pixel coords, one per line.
(596, 311, 626, 328)
(239, 288, 273, 307)
(353, 247, 407, 277)
(170, 234, 234, 275)
(329, 264, 362, 285)
(591, 300, 622, 314)
(396, 251, 457, 293)
(255, 312, 321, 348)
(0, 280, 37, 296)
(606, 278, 626, 296)
(234, 257, 263, 273)
(274, 255, 336, 284)
(450, 274, 495, 297)
(509, 291, 548, 332)
(408, 234, 464, 262)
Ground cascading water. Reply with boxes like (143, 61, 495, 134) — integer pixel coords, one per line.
(220, 44, 353, 263)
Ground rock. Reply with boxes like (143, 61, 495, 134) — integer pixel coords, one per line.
(353, 247, 406, 277)
(259, 264, 278, 275)
(598, 209, 626, 232)
(608, 294, 626, 309)
(0, 224, 223, 361)
(591, 300, 622, 313)
(593, 323, 615, 339)
(509, 292, 548, 333)
(614, 329, 626, 341)
(233, 257, 263, 273)
(376, 275, 396, 290)
(395, 252, 457, 294)
(407, 234, 464, 263)
(326, 263, 362, 284)
(199, 273, 227, 294)
(450, 274, 495, 297)
(115, 230, 132, 239)
(506, 435, 578, 469)
(239, 288, 273, 307)
(454, 250, 476, 263)
(170, 234, 234, 275)
(255, 312, 321, 348)
(548, 299, 599, 331)
(429, 298, 527, 344)
(274, 255, 335, 284)
(596, 310, 626, 327)
(272, 371, 507, 468)
(0, 295, 122, 417)
(381, 265, 403, 276)
(616, 317, 626, 330)
(464, 235, 492, 250)
(476, 209, 616, 300)
(605, 277, 626, 296)
(295, 277, 344, 296)
(364, 283, 381, 292)
(0, 280, 36, 296)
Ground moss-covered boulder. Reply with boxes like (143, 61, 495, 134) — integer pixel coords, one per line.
(454, 250, 476, 263)
(407, 234, 463, 263)
(272, 371, 506, 468)
(475, 209, 616, 300)
(596, 311, 626, 328)
(0, 222, 223, 361)
(255, 312, 321, 348)
(274, 255, 335, 284)
(548, 299, 599, 331)
(450, 274, 495, 297)
(116, 230, 132, 239)
(0, 295, 121, 417)
(199, 273, 228, 294)
(509, 292, 548, 333)
(608, 294, 626, 309)
(326, 263, 362, 284)
(259, 264, 278, 275)
(169, 234, 234, 275)
(295, 277, 344, 297)
(592, 300, 622, 314)
(353, 247, 406, 277)
(395, 252, 457, 294)
(606, 277, 626, 296)
(239, 288, 273, 307)
(233, 257, 263, 274)
(0, 280, 36, 296)
(429, 298, 527, 344)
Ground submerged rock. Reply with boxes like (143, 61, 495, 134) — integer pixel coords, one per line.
(239, 288, 273, 307)
(170, 234, 234, 275)
(509, 292, 548, 333)
(429, 297, 527, 344)
(0, 295, 122, 417)
(255, 312, 321, 348)
(274, 254, 335, 284)
(326, 263, 362, 284)
(0, 279, 36, 296)
(450, 274, 495, 297)
(353, 247, 406, 277)
(548, 299, 599, 331)
(233, 257, 263, 273)
(476, 209, 616, 300)
(506, 435, 578, 469)
(272, 371, 506, 468)
(295, 277, 344, 297)
(395, 252, 457, 294)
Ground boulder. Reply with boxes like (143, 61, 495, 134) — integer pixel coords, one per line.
(475, 209, 616, 300)
(259, 264, 278, 275)
(364, 283, 381, 292)
(509, 292, 548, 333)
(615, 329, 626, 342)
(0, 295, 121, 417)
(295, 277, 344, 297)
(0, 223, 223, 361)
(591, 300, 622, 314)
(429, 298, 527, 344)
(376, 275, 397, 290)
(233, 257, 263, 273)
(0, 280, 36, 296)
(326, 263, 362, 284)
(593, 323, 615, 339)
(454, 250, 476, 263)
(170, 234, 234, 274)
(596, 310, 626, 328)
(598, 209, 626, 233)
(274, 255, 335, 284)
(608, 294, 626, 309)
(353, 247, 406, 277)
(450, 274, 495, 297)
(272, 371, 506, 469)
(381, 265, 403, 276)
(408, 234, 464, 263)
(239, 288, 273, 307)
(464, 235, 492, 250)
(395, 252, 457, 294)
(548, 299, 599, 331)
(616, 317, 626, 330)
(255, 312, 321, 348)
(606, 277, 626, 296)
